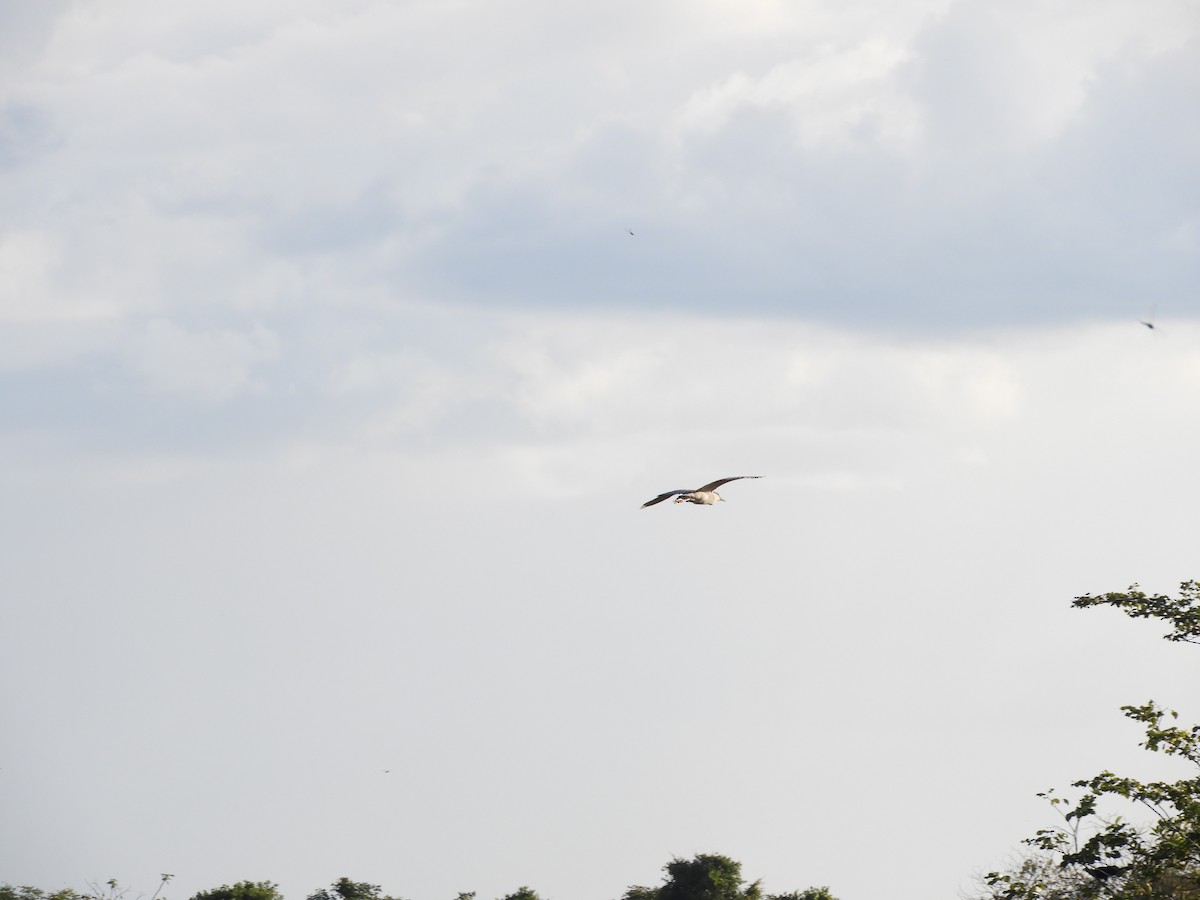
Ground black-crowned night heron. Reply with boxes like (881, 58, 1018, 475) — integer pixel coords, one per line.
(640, 476, 763, 508)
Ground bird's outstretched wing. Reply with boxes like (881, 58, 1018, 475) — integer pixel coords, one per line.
(695, 475, 763, 493)
(641, 489, 690, 508)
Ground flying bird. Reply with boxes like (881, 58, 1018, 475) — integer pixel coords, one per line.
(640, 476, 763, 508)
(626, 228, 635, 235)
(1140, 304, 1157, 330)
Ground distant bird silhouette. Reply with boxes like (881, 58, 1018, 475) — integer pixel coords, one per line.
(641, 476, 763, 508)
(626, 228, 635, 235)
(1140, 304, 1157, 330)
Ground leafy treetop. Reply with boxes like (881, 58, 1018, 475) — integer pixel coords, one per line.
(980, 580, 1200, 899)
(620, 853, 838, 900)
(306, 880, 407, 900)
(189, 883, 282, 900)
(1073, 581, 1200, 644)
(1, 888, 84, 900)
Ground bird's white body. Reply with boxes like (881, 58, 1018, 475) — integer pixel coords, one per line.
(675, 490, 721, 505)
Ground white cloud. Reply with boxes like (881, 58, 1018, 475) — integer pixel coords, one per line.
(675, 40, 919, 152)
(0, 229, 123, 322)
(0, 230, 58, 319)
(324, 349, 467, 439)
(118, 308, 1175, 508)
(126, 318, 279, 401)
(905, 0, 1196, 156)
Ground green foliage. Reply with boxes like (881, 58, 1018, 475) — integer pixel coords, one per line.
(306, 880, 405, 900)
(765, 890, 840, 900)
(1073, 581, 1200, 644)
(621, 853, 758, 900)
(2, 876, 173, 900)
(620, 853, 833, 900)
(977, 581, 1200, 899)
(189, 883, 281, 900)
(496, 890, 543, 900)
(973, 854, 1094, 900)
(664, 854, 760, 900)
(1, 887, 85, 900)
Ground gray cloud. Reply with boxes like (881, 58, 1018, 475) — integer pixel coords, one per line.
(1, 0, 1193, 343)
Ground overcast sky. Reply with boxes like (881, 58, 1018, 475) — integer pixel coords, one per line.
(1, 2, 1198, 899)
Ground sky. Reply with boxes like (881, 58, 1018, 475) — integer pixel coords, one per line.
(1, 1, 1198, 899)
